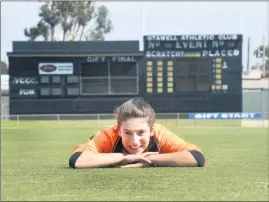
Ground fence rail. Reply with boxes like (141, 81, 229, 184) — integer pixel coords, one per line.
(2, 113, 186, 122)
(1, 113, 268, 129)
(2, 112, 269, 120)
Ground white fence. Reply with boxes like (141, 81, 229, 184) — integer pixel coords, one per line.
(1, 113, 268, 129)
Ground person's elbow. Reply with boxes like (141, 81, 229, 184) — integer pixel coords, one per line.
(69, 152, 83, 169)
(189, 150, 205, 167)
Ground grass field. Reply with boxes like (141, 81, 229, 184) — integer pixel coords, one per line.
(1, 119, 268, 201)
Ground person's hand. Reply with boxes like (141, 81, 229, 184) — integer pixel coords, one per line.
(120, 162, 150, 168)
(120, 152, 159, 168)
(121, 152, 159, 165)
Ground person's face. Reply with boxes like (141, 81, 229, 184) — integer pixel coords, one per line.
(119, 117, 153, 154)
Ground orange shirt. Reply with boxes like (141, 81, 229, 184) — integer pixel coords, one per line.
(72, 123, 202, 154)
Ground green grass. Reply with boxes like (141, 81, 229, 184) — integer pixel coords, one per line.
(1, 120, 268, 201)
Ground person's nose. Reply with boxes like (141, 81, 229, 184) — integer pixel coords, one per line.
(130, 134, 140, 145)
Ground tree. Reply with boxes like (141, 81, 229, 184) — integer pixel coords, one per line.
(1, 61, 8, 75)
(56, 1, 76, 41)
(71, 1, 95, 41)
(24, 25, 41, 41)
(24, 1, 113, 41)
(85, 5, 113, 41)
(253, 45, 269, 58)
(38, 1, 61, 41)
(24, 20, 49, 41)
(253, 45, 269, 70)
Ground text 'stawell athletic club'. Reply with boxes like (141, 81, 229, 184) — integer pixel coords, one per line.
(145, 34, 240, 58)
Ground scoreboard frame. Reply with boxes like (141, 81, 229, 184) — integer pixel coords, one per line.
(7, 34, 243, 114)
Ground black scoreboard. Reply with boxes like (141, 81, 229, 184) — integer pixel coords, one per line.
(9, 61, 80, 99)
(9, 56, 140, 99)
(7, 35, 243, 114)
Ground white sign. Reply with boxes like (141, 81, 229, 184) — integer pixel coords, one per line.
(19, 89, 36, 96)
(38, 63, 73, 75)
(12, 77, 38, 84)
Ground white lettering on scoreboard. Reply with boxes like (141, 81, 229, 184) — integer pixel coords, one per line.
(12, 77, 38, 85)
(112, 56, 136, 62)
(202, 50, 240, 57)
(175, 41, 208, 49)
(86, 56, 137, 63)
(144, 34, 241, 58)
(193, 113, 257, 119)
(145, 50, 239, 58)
(146, 51, 184, 58)
(87, 56, 106, 62)
(19, 89, 36, 96)
(146, 34, 238, 41)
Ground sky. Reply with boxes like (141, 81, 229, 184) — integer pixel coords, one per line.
(1, 1, 269, 70)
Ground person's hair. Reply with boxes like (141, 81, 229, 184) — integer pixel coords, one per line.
(114, 98, 155, 126)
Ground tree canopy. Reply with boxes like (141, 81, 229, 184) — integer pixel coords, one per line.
(24, 1, 113, 41)
(253, 45, 269, 70)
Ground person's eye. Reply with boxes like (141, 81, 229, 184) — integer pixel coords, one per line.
(138, 131, 145, 135)
(125, 132, 132, 136)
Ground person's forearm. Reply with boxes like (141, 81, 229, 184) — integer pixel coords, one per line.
(146, 150, 199, 167)
(75, 152, 125, 168)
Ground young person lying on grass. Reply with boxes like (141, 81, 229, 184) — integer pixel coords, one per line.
(69, 98, 205, 168)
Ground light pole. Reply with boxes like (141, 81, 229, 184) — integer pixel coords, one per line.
(267, 2, 269, 49)
(266, 2, 269, 70)
(141, 4, 146, 51)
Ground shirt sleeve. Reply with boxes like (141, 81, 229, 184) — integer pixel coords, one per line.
(72, 130, 113, 154)
(158, 125, 202, 153)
